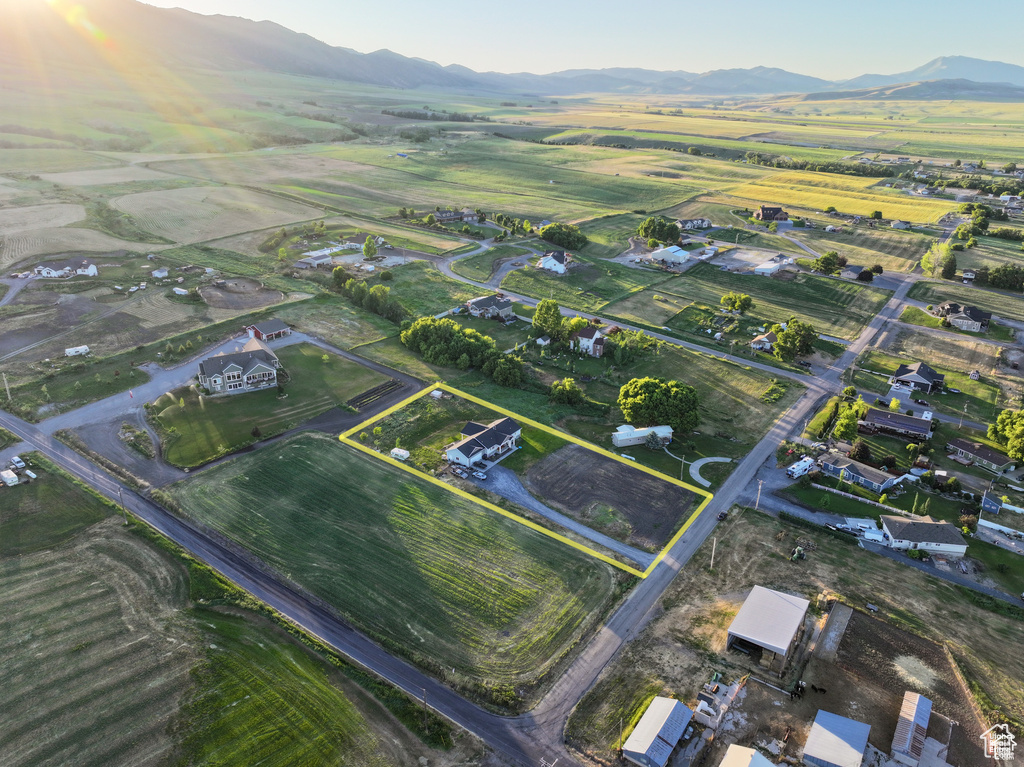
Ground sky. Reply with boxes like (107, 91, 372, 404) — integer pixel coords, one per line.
(139, 0, 1024, 79)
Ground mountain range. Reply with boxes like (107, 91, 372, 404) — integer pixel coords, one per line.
(4, 0, 1024, 98)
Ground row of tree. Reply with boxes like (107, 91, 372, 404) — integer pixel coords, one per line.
(743, 152, 896, 178)
(636, 216, 680, 244)
(539, 222, 588, 250)
(333, 271, 404, 323)
(400, 317, 523, 387)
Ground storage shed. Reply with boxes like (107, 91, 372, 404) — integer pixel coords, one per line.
(727, 586, 809, 662)
(64, 345, 90, 357)
(719, 745, 775, 767)
(611, 424, 674, 448)
(802, 710, 871, 767)
(891, 692, 932, 766)
(390, 448, 411, 461)
(622, 697, 693, 767)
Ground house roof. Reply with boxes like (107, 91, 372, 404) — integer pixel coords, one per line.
(457, 418, 521, 451)
(577, 325, 602, 340)
(892, 692, 932, 758)
(248, 318, 290, 335)
(881, 515, 967, 546)
(947, 437, 1011, 466)
(719, 745, 775, 767)
(758, 205, 784, 214)
(542, 250, 568, 264)
(622, 697, 692, 767)
(819, 455, 895, 487)
(892, 361, 944, 386)
(938, 302, 990, 323)
(751, 331, 777, 345)
(198, 339, 278, 379)
(863, 408, 932, 436)
(467, 294, 512, 310)
(36, 258, 95, 272)
(843, 265, 864, 275)
(803, 711, 871, 767)
(727, 585, 809, 656)
(448, 436, 486, 459)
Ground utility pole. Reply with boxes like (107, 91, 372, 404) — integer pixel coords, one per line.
(959, 402, 968, 429)
(2, 371, 9, 402)
(755, 479, 764, 511)
(117, 486, 129, 525)
(710, 536, 717, 570)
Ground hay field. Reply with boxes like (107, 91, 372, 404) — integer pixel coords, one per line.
(0, 228, 169, 269)
(38, 165, 178, 186)
(727, 171, 955, 222)
(171, 434, 619, 698)
(0, 203, 85, 234)
(109, 186, 322, 243)
(788, 226, 933, 272)
(886, 327, 1004, 376)
(0, 148, 118, 173)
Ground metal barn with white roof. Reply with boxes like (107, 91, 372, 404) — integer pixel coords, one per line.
(891, 692, 932, 766)
(719, 745, 776, 767)
(727, 586, 809, 662)
(802, 710, 871, 767)
(622, 697, 693, 767)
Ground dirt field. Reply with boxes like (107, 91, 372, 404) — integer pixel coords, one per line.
(38, 166, 178, 186)
(0, 202, 84, 235)
(199, 277, 284, 309)
(883, 326, 1007, 377)
(566, 510, 1020, 767)
(525, 443, 696, 550)
(109, 186, 321, 243)
(2, 518, 199, 766)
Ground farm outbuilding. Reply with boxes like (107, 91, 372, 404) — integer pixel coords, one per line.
(611, 424, 673, 447)
(622, 696, 693, 767)
(891, 692, 932, 767)
(390, 448, 411, 461)
(719, 745, 775, 767)
(245, 319, 292, 341)
(802, 710, 871, 767)
(727, 586, 809, 664)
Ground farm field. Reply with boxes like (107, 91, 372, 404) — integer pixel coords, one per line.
(0, 148, 119, 173)
(109, 186, 323, 244)
(526, 443, 696, 550)
(170, 433, 620, 706)
(953, 233, 1024, 271)
(274, 295, 398, 350)
(0, 459, 445, 767)
(787, 225, 933, 272)
(625, 261, 890, 340)
(450, 244, 531, 283)
(727, 171, 956, 223)
(907, 280, 1024, 322)
(566, 509, 1024, 766)
(151, 342, 390, 467)
(501, 255, 670, 312)
(886, 324, 1008, 376)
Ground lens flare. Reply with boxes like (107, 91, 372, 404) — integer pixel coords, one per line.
(46, 0, 115, 49)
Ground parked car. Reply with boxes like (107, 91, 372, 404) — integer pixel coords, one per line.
(797, 360, 812, 368)
(717, 511, 728, 521)
(451, 467, 468, 478)
(472, 471, 487, 480)
(914, 398, 929, 406)
(10, 456, 26, 470)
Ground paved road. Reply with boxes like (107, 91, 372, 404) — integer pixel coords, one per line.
(0, 276, 36, 307)
(471, 465, 656, 568)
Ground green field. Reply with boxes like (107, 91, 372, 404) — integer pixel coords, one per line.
(152, 343, 389, 466)
(788, 225, 933, 272)
(908, 280, 1024, 322)
(616, 261, 890, 340)
(501, 255, 670, 312)
(170, 434, 619, 705)
(450, 244, 531, 283)
(577, 213, 647, 258)
(371, 260, 482, 317)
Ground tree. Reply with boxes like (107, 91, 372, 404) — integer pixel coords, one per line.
(251, 425, 262, 439)
(720, 291, 754, 314)
(772, 320, 817, 361)
(870, 264, 884, 274)
(637, 216, 679, 243)
(321, 354, 329, 364)
(833, 408, 859, 441)
(889, 397, 902, 411)
(842, 386, 857, 398)
(363, 235, 378, 259)
(617, 377, 700, 432)
(644, 431, 664, 450)
(922, 241, 954, 278)
(988, 408, 1024, 461)
(870, 210, 883, 220)
(278, 247, 288, 262)
(425, 213, 436, 226)
(811, 250, 841, 275)
(380, 269, 393, 281)
(550, 377, 585, 406)
(879, 455, 899, 471)
(855, 270, 874, 282)
(940, 249, 958, 280)
(767, 221, 778, 233)
(565, 316, 591, 340)
(1003, 162, 1017, 174)
(533, 299, 564, 341)
(539, 222, 588, 250)
(824, 205, 837, 213)
(849, 439, 871, 462)
(491, 355, 523, 387)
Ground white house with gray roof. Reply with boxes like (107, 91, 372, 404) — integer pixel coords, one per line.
(197, 338, 280, 395)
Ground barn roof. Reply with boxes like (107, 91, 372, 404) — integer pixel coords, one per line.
(623, 697, 692, 767)
(727, 585, 808, 656)
(803, 710, 871, 767)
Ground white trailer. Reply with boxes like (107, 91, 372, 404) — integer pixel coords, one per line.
(1, 469, 19, 487)
(786, 456, 817, 478)
(65, 345, 90, 357)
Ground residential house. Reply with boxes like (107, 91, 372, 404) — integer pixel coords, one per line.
(946, 437, 1016, 473)
(841, 265, 865, 280)
(753, 254, 793, 276)
(197, 338, 280, 395)
(818, 455, 904, 494)
(461, 208, 481, 223)
(34, 258, 98, 278)
(466, 294, 514, 319)
(860, 408, 933, 441)
(890, 362, 945, 393)
(245, 319, 292, 342)
(303, 244, 346, 258)
(962, 269, 977, 284)
(935, 302, 990, 332)
(880, 515, 968, 557)
(292, 253, 335, 270)
(611, 424, 674, 448)
(999, 194, 1020, 204)
(538, 251, 570, 274)
(434, 209, 463, 224)
(652, 245, 689, 265)
(750, 331, 777, 352)
(890, 220, 911, 230)
(151, 267, 169, 279)
(754, 205, 789, 222)
(677, 217, 712, 230)
(445, 417, 521, 467)
(573, 325, 606, 357)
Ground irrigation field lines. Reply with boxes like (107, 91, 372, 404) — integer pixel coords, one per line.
(338, 383, 713, 579)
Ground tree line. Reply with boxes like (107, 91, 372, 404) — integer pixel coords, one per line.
(400, 317, 523, 387)
(381, 109, 492, 123)
(743, 152, 896, 178)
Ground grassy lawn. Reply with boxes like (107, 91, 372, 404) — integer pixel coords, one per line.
(789, 226, 931, 273)
(577, 213, 646, 258)
(857, 350, 1002, 422)
(152, 343, 389, 467)
(651, 262, 891, 340)
(929, 421, 1014, 484)
(450, 245, 530, 283)
(451, 314, 532, 351)
(907, 280, 1024, 323)
(0, 426, 18, 452)
(170, 434, 620, 708)
(899, 305, 1016, 343)
(370, 261, 482, 317)
(500, 255, 671, 313)
(6, 356, 151, 422)
(969, 539, 1024, 595)
(899, 305, 945, 329)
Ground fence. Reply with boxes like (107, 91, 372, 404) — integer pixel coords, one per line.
(808, 483, 915, 517)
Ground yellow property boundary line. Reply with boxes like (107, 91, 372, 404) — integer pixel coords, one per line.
(339, 383, 714, 579)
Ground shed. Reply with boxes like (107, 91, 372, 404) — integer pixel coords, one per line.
(65, 345, 90, 357)
(151, 267, 169, 279)
(173, 287, 189, 296)
(622, 697, 693, 767)
(611, 424, 674, 448)
(719, 745, 775, 767)
(390, 448, 411, 461)
(891, 692, 932, 766)
(727, 586, 808, 659)
(802, 710, 871, 767)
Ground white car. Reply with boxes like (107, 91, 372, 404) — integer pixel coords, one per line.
(472, 471, 487, 480)
(10, 456, 26, 470)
